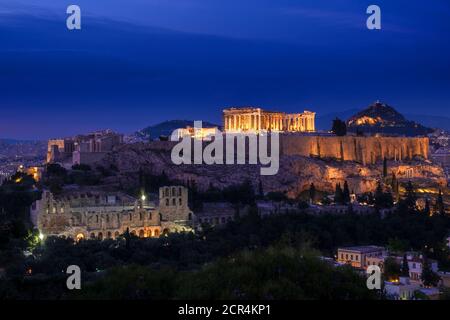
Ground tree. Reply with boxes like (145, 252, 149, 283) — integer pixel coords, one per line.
(72, 164, 91, 171)
(267, 192, 286, 202)
(298, 200, 309, 210)
(347, 203, 355, 215)
(124, 227, 131, 250)
(423, 198, 431, 216)
(334, 183, 344, 205)
(401, 254, 410, 277)
(374, 182, 384, 207)
(343, 181, 351, 204)
(45, 163, 67, 177)
(309, 183, 316, 204)
(188, 179, 201, 211)
(391, 173, 399, 202)
(383, 157, 388, 178)
(374, 182, 393, 209)
(436, 189, 445, 215)
(421, 257, 440, 287)
(404, 181, 417, 212)
(138, 168, 144, 188)
(384, 257, 401, 282)
(258, 179, 264, 198)
(331, 118, 347, 136)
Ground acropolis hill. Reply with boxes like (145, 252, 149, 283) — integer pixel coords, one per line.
(93, 105, 443, 197)
(99, 140, 444, 197)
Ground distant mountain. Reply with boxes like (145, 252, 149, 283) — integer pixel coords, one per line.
(316, 109, 450, 132)
(0, 138, 44, 144)
(346, 101, 433, 136)
(404, 114, 450, 132)
(0, 139, 46, 160)
(137, 120, 221, 140)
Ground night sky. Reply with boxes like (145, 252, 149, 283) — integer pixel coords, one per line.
(1, 0, 449, 139)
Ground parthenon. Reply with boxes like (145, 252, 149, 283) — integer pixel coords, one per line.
(223, 107, 315, 132)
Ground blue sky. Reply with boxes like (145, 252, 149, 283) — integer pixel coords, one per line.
(0, 0, 449, 139)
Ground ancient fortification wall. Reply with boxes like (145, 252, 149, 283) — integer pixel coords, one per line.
(280, 135, 429, 165)
(124, 135, 429, 167)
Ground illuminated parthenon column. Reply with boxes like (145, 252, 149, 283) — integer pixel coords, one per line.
(223, 107, 315, 132)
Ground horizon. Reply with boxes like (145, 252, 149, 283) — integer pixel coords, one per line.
(1, 0, 449, 139)
(1, 106, 449, 141)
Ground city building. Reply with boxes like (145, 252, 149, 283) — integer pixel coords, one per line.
(439, 271, 450, 288)
(394, 253, 439, 282)
(431, 148, 450, 167)
(384, 277, 420, 300)
(175, 125, 219, 141)
(158, 186, 193, 225)
(337, 246, 386, 269)
(18, 165, 44, 182)
(366, 256, 385, 272)
(0, 173, 9, 185)
(30, 186, 193, 240)
(194, 202, 235, 227)
(47, 130, 123, 167)
(223, 107, 315, 132)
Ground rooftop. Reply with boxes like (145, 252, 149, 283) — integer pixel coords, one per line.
(338, 245, 385, 253)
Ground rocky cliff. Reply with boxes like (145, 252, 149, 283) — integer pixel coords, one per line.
(100, 138, 445, 198)
(280, 135, 429, 165)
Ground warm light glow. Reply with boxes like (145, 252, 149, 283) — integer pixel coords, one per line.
(416, 188, 438, 194)
(141, 194, 146, 201)
(353, 116, 379, 126)
(38, 232, 44, 241)
(76, 233, 84, 242)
